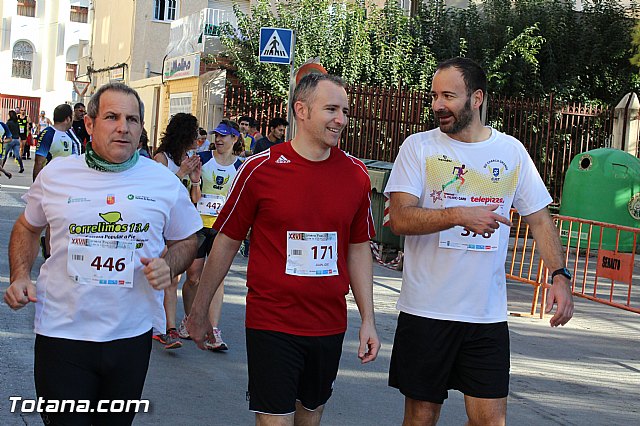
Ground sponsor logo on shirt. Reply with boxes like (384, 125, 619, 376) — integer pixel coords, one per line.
(127, 194, 156, 202)
(483, 159, 509, 183)
(106, 194, 115, 205)
(275, 155, 291, 164)
(68, 197, 91, 204)
(470, 196, 505, 205)
(437, 154, 453, 163)
(443, 193, 467, 201)
(68, 211, 150, 249)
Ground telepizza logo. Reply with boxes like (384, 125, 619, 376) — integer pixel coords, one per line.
(471, 196, 504, 204)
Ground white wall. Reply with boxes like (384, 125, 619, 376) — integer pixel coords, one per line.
(0, 0, 90, 117)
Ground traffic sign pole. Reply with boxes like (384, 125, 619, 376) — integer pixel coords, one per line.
(286, 30, 296, 142)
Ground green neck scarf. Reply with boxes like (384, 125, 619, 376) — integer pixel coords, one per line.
(85, 141, 139, 173)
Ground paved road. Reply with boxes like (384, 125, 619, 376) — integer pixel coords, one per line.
(1, 157, 639, 425)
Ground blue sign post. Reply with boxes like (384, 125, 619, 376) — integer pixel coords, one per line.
(259, 27, 294, 65)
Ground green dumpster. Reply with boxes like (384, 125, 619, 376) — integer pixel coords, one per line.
(559, 148, 640, 251)
(364, 160, 404, 249)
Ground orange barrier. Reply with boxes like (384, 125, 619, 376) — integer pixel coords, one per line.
(506, 210, 640, 317)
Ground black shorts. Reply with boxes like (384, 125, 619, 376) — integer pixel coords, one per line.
(34, 330, 152, 426)
(389, 312, 510, 404)
(196, 227, 218, 259)
(245, 328, 345, 415)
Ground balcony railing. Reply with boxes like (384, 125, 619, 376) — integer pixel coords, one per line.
(17, 0, 36, 17)
(70, 6, 89, 23)
(167, 8, 237, 57)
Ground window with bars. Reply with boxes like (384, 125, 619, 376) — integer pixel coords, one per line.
(12, 41, 34, 79)
(17, 0, 36, 17)
(153, 0, 178, 22)
(70, 6, 88, 23)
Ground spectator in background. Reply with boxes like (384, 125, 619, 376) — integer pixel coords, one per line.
(247, 117, 263, 143)
(253, 117, 289, 155)
(196, 127, 211, 152)
(72, 102, 90, 151)
(238, 115, 256, 157)
(138, 128, 151, 158)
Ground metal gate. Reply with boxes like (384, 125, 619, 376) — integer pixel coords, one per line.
(0, 94, 40, 126)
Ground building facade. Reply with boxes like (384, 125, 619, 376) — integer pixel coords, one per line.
(0, 0, 91, 122)
(82, 0, 251, 148)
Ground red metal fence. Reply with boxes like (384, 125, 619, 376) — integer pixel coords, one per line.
(0, 94, 40, 126)
(224, 84, 616, 204)
(224, 85, 288, 135)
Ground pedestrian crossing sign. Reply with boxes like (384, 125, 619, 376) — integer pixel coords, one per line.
(259, 27, 294, 65)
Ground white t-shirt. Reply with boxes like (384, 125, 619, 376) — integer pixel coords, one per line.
(23, 155, 202, 341)
(196, 139, 211, 152)
(385, 128, 552, 323)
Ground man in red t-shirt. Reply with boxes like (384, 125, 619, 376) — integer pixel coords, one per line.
(188, 74, 380, 425)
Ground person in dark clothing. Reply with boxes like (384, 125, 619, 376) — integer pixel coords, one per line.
(253, 117, 289, 155)
(3, 110, 24, 173)
(17, 106, 32, 160)
(71, 102, 90, 152)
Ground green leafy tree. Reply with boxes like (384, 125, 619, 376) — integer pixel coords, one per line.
(220, 0, 639, 103)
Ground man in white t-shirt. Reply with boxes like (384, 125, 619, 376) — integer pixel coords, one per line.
(385, 57, 574, 426)
(4, 82, 201, 425)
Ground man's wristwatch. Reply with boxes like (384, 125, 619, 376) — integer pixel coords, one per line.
(551, 267, 572, 282)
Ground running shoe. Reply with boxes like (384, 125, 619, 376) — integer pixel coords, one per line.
(177, 315, 190, 339)
(205, 327, 228, 351)
(163, 328, 183, 349)
(152, 333, 167, 344)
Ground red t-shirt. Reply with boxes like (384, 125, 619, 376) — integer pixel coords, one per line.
(216, 142, 375, 336)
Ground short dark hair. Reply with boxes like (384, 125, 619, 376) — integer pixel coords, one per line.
(198, 127, 207, 137)
(73, 102, 85, 110)
(53, 104, 73, 123)
(436, 57, 487, 98)
(87, 83, 144, 123)
(268, 117, 289, 129)
(291, 73, 345, 118)
(238, 115, 252, 124)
